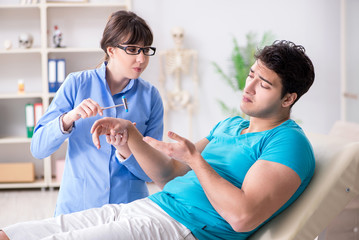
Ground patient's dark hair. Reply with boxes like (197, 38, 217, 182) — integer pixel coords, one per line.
(255, 40, 315, 106)
(100, 10, 153, 61)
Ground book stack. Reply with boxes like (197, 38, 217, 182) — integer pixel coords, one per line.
(48, 58, 66, 93)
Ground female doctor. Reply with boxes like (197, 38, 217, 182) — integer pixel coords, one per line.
(31, 10, 163, 216)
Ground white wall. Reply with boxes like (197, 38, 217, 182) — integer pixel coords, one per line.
(132, 0, 341, 141)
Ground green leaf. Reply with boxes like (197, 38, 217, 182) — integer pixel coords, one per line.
(260, 31, 276, 47)
(212, 62, 237, 91)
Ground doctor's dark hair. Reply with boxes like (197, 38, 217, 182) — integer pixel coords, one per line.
(254, 40, 315, 106)
(100, 10, 153, 61)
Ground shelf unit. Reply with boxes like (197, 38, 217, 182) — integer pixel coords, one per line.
(0, 0, 131, 189)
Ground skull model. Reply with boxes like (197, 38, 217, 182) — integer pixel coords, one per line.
(18, 33, 34, 49)
(171, 27, 184, 48)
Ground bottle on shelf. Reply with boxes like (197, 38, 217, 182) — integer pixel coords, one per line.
(18, 79, 25, 94)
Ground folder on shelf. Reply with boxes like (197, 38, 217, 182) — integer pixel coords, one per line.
(56, 59, 66, 90)
(34, 102, 43, 126)
(48, 59, 57, 93)
(25, 103, 35, 138)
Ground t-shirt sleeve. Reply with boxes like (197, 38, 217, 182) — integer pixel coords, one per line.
(206, 118, 228, 141)
(259, 129, 315, 182)
(206, 123, 220, 141)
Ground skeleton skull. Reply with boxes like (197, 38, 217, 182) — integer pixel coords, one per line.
(18, 33, 34, 49)
(171, 27, 184, 48)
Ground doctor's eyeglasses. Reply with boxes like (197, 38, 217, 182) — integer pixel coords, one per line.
(117, 45, 156, 56)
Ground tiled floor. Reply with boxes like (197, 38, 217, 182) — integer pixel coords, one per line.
(0, 189, 58, 228)
(0, 183, 161, 229)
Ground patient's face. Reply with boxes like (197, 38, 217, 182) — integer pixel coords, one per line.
(240, 60, 285, 119)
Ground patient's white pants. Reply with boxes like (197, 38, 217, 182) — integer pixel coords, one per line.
(3, 198, 197, 240)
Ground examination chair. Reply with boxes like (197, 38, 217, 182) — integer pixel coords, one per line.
(249, 126, 359, 240)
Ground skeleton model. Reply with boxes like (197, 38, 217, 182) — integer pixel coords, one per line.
(159, 27, 199, 140)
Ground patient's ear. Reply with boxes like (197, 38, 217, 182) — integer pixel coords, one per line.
(282, 92, 297, 108)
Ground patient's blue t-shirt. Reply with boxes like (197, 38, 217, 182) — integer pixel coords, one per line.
(149, 116, 315, 240)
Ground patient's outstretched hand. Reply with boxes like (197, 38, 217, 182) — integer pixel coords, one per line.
(143, 131, 199, 165)
(91, 117, 131, 149)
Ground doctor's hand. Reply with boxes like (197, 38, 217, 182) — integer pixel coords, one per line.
(63, 98, 103, 131)
(143, 131, 199, 166)
(91, 117, 132, 149)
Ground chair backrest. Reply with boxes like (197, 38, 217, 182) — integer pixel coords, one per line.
(329, 120, 359, 141)
(249, 132, 359, 240)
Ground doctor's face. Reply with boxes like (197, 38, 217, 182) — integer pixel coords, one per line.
(112, 44, 151, 80)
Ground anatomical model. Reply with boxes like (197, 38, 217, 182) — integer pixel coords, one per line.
(159, 27, 199, 140)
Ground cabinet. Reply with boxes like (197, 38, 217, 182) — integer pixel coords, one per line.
(0, 0, 131, 189)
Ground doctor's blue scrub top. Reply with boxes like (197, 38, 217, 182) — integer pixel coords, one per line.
(31, 62, 164, 216)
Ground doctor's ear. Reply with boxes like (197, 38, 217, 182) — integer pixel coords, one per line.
(106, 46, 116, 58)
(282, 92, 297, 108)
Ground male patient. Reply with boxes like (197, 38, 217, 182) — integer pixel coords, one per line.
(0, 40, 315, 240)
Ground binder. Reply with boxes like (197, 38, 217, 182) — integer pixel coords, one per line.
(25, 103, 35, 138)
(56, 59, 66, 90)
(48, 59, 57, 92)
(34, 102, 43, 126)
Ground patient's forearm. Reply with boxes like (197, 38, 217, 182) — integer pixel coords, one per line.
(91, 117, 190, 188)
(126, 125, 187, 188)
